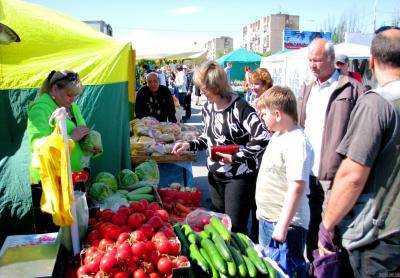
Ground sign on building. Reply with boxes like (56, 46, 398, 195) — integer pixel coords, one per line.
(283, 28, 332, 49)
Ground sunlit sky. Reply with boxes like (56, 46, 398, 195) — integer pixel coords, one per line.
(27, 0, 399, 55)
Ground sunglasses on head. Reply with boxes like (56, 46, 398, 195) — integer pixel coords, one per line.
(375, 25, 400, 34)
(48, 71, 79, 86)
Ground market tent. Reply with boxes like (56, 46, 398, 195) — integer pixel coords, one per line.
(0, 0, 135, 227)
(260, 42, 371, 96)
(217, 48, 262, 81)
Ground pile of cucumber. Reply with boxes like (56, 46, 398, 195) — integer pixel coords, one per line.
(174, 217, 277, 278)
(124, 184, 155, 202)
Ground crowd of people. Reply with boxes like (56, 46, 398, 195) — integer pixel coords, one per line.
(170, 28, 399, 277)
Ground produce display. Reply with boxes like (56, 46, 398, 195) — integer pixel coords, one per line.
(130, 117, 199, 156)
(174, 217, 278, 278)
(88, 161, 160, 211)
(157, 183, 202, 223)
(78, 200, 190, 278)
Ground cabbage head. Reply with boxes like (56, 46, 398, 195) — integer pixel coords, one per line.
(89, 182, 112, 201)
(80, 130, 103, 157)
(94, 172, 118, 191)
(135, 160, 159, 184)
(117, 169, 139, 189)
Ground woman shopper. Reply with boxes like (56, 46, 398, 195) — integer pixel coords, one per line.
(173, 61, 270, 236)
(27, 70, 89, 232)
(247, 68, 273, 108)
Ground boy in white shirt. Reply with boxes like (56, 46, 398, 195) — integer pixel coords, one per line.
(255, 86, 314, 276)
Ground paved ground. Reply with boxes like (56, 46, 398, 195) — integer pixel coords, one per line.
(184, 96, 212, 208)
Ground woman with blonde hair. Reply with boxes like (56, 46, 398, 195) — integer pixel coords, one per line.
(173, 61, 269, 237)
(248, 68, 273, 108)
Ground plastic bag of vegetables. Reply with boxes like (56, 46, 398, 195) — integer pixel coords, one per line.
(80, 129, 103, 157)
(89, 182, 113, 201)
(117, 169, 139, 189)
(93, 172, 118, 191)
(135, 160, 159, 185)
(99, 192, 129, 212)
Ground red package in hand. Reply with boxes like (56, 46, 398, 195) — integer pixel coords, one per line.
(210, 144, 240, 161)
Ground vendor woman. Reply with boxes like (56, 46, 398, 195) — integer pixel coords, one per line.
(27, 70, 89, 232)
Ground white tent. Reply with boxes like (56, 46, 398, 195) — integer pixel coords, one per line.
(260, 43, 371, 96)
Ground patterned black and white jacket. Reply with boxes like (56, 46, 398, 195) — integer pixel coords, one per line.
(189, 96, 270, 178)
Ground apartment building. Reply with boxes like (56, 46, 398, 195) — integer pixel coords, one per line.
(204, 36, 234, 60)
(242, 13, 299, 54)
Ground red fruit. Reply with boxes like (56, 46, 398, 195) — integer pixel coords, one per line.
(118, 206, 130, 216)
(86, 254, 102, 274)
(99, 255, 117, 273)
(200, 215, 210, 225)
(116, 242, 133, 262)
(128, 213, 145, 229)
(143, 209, 155, 221)
(169, 239, 181, 256)
(98, 239, 114, 252)
(149, 273, 161, 278)
(105, 247, 117, 258)
(130, 230, 147, 243)
(105, 226, 123, 241)
(139, 224, 154, 239)
(173, 255, 189, 268)
(155, 209, 169, 221)
(141, 261, 155, 274)
(147, 216, 163, 230)
(88, 218, 97, 226)
(112, 214, 127, 226)
(160, 226, 175, 238)
(157, 257, 174, 274)
(91, 239, 100, 248)
(83, 246, 98, 259)
(117, 232, 130, 244)
(133, 268, 149, 278)
(76, 265, 89, 277)
(114, 272, 130, 278)
(130, 201, 145, 212)
(148, 202, 161, 211)
(152, 231, 167, 243)
(121, 225, 131, 233)
(131, 241, 147, 258)
(155, 239, 171, 255)
(87, 229, 101, 242)
(139, 199, 149, 210)
(148, 251, 160, 266)
(101, 209, 114, 221)
(144, 241, 156, 253)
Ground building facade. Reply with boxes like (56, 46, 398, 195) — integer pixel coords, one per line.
(204, 36, 233, 60)
(242, 13, 299, 54)
(83, 20, 113, 36)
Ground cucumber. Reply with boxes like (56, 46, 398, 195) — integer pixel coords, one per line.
(199, 230, 210, 239)
(243, 255, 257, 278)
(187, 232, 200, 245)
(189, 243, 209, 273)
(210, 216, 231, 241)
(236, 232, 251, 248)
(219, 273, 229, 278)
(126, 193, 155, 202)
(228, 245, 247, 277)
(200, 247, 219, 278)
(246, 246, 268, 274)
(173, 224, 190, 256)
(181, 224, 194, 236)
(130, 186, 153, 194)
(200, 238, 227, 274)
(231, 233, 247, 254)
(204, 223, 219, 237)
(264, 258, 278, 278)
(210, 230, 233, 262)
(227, 260, 237, 277)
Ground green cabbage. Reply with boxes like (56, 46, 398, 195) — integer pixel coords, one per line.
(89, 182, 112, 201)
(94, 172, 118, 191)
(135, 160, 159, 184)
(80, 130, 103, 157)
(117, 169, 139, 189)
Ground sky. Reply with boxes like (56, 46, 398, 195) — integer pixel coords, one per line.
(26, 0, 400, 56)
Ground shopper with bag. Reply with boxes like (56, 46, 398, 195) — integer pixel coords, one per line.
(255, 86, 313, 277)
(172, 61, 269, 237)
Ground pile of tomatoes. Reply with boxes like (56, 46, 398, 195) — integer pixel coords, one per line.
(77, 199, 189, 278)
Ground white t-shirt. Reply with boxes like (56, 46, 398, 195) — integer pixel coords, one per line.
(304, 70, 339, 176)
(256, 127, 314, 229)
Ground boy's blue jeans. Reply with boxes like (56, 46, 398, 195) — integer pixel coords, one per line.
(259, 219, 308, 277)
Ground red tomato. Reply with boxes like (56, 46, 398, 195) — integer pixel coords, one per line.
(76, 265, 89, 277)
(155, 239, 171, 255)
(168, 239, 181, 256)
(128, 213, 145, 229)
(99, 255, 117, 273)
(155, 209, 169, 222)
(138, 224, 154, 239)
(131, 241, 147, 258)
(85, 254, 102, 274)
(160, 226, 175, 238)
(147, 216, 163, 230)
(130, 230, 147, 243)
(114, 272, 130, 278)
(98, 239, 114, 252)
(133, 268, 149, 278)
(118, 206, 130, 216)
(173, 255, 189, 268)
(141, 261, 155, 274)
(152, 231, 167, 243)
(117, 232, 130, 244)
(148, 273, 162, 278)
(157, 257, 174, 275)
(148, 202, 161, 211)
(111, 214, 127, 226)
(130, 201, 145, 213)
(139, 199, 149, 210)
(87, 229, 101, 242)
(101, 209, 114, 221)
(116, 242, 133, 262)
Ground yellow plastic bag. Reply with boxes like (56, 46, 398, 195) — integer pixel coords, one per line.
(38, 125, 74, 226)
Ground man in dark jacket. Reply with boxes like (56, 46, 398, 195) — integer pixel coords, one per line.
(319, 27, 400, 277)
(297, 38, 362, 261)
(135, 72, 177, 123)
